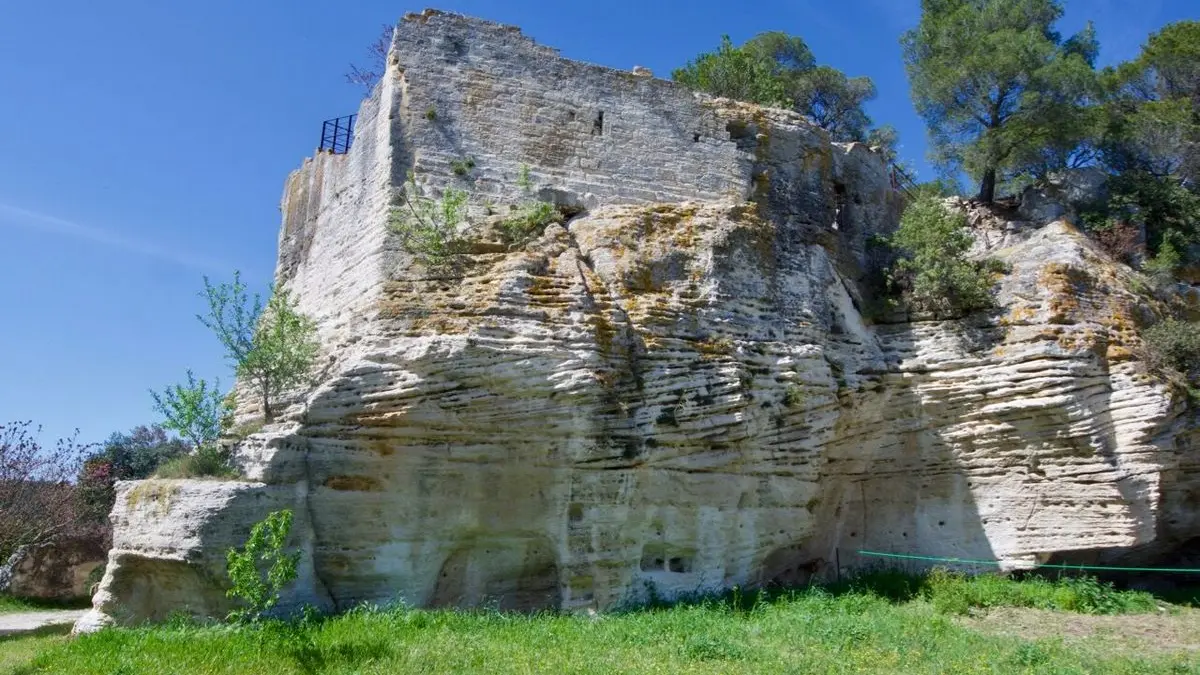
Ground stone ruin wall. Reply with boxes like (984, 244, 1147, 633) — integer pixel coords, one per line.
(273, 10, 889, 332)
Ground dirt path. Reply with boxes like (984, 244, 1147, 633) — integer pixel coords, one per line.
(961, 606, 1200, 656)
(0, 610, 85, 637)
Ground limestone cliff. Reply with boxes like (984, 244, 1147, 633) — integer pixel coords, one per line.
(78, 10, 1199, 629)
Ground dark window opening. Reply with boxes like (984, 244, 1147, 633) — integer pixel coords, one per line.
(592, 110, 604, 136)
(725, 120, 757, 150)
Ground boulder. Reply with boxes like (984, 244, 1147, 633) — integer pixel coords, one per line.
(4, 537, 106, 602)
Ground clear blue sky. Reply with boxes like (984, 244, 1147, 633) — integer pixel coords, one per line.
(0, 0, 1193, 445)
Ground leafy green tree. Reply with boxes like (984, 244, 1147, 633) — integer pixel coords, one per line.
(225, 509, 300, 623)
(1102, 20, 1198, 185)
(1098, 98, 1195, 179)
(1083, 21, 1200, 262)
(887, 195, 1001, 316)
(672, 36, 788, 108)
(902, 0, 1099, 202)
(91, 425, 190, 480)
(199, 272, 320, 422)
(791, 66, 877, 142)
(150, 371, 230, 449)
(740, 31, 815, 74)
(674, 32, 884, 143)
(1124, 20, 1200, 108)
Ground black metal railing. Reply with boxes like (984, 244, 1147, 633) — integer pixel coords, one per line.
(889, 163, 918, 199)
(319, 114, 356, 154)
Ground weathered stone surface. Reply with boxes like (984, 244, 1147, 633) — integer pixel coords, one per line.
(1018, 167, 1109, 225)
(3, 538, 105, 601)
(80, 10, 1198, 629)
(76, 479, 331, 628)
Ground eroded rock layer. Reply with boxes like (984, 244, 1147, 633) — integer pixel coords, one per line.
(81, 10, 1197, 627)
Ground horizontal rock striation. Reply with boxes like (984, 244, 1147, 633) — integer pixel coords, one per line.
(80, 9, 1198, 628)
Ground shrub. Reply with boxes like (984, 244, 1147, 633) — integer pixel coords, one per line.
(885, 196, 1001, 316)
(449, 157, 475, 177)
(499, 201, 562, 246)
(1090, 220, 1142, 264)
(227, 419, 266, 441)
(1082, 171, 1200, 268)
(153, 444, 238, 479)
(226, 510, 300, 623)
(922, 568, 1157, 615)
(517, 163, 533, 191)
(1142, 317, 1200, 379)
(389, 173, 469, 267)
(1141, 238, 1182, 288)
(782, 384, 806, 408)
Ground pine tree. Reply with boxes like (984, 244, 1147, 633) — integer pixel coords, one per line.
(902, 0, 1098, 202)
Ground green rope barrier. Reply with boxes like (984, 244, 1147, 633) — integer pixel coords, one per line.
(855, 550, 1200, 574)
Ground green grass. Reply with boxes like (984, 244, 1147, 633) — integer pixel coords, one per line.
(0, 628, 70, 673)
(152, 445, 239, 479)
(839, 569, 1165, 615)
(3, 574, 1196, 674)
(0, 595, 90, 615)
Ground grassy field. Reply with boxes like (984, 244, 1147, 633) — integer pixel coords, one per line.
(3, 572, 1198, 674)
(0, 596, 90, 615)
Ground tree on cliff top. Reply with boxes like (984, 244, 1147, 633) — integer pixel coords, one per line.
(902, 0, 1099, 203)
(1081, 21, 1200, 263)
(1102, 21, 1199, 182)
(673, 32, 881, 143)
(199, 272, 319, 423)
(345, 24, 393, 94)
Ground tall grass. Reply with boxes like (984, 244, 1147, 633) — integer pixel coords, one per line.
(6, 572, 1196, 674)
(828, 569, 1163, 615)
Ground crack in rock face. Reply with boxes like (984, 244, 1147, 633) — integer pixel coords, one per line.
(78, 11, 1199, 629)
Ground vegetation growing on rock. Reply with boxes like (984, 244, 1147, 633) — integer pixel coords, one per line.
(388, 173, 470, 268)
(1142, 318, 1200, 382)
(883, 196, 1003, 317)
(199, 271, 319, 423)
(150, 370, 229, 450)
(78, 425, 190, 520)
(673, 32, 892, 147)
(225, 510, 299, 624)
(499, 200, 562, 247)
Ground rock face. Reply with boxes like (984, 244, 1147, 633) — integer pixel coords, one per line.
(80, 10, 1199, 628)
(3, 538, 105, 602)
